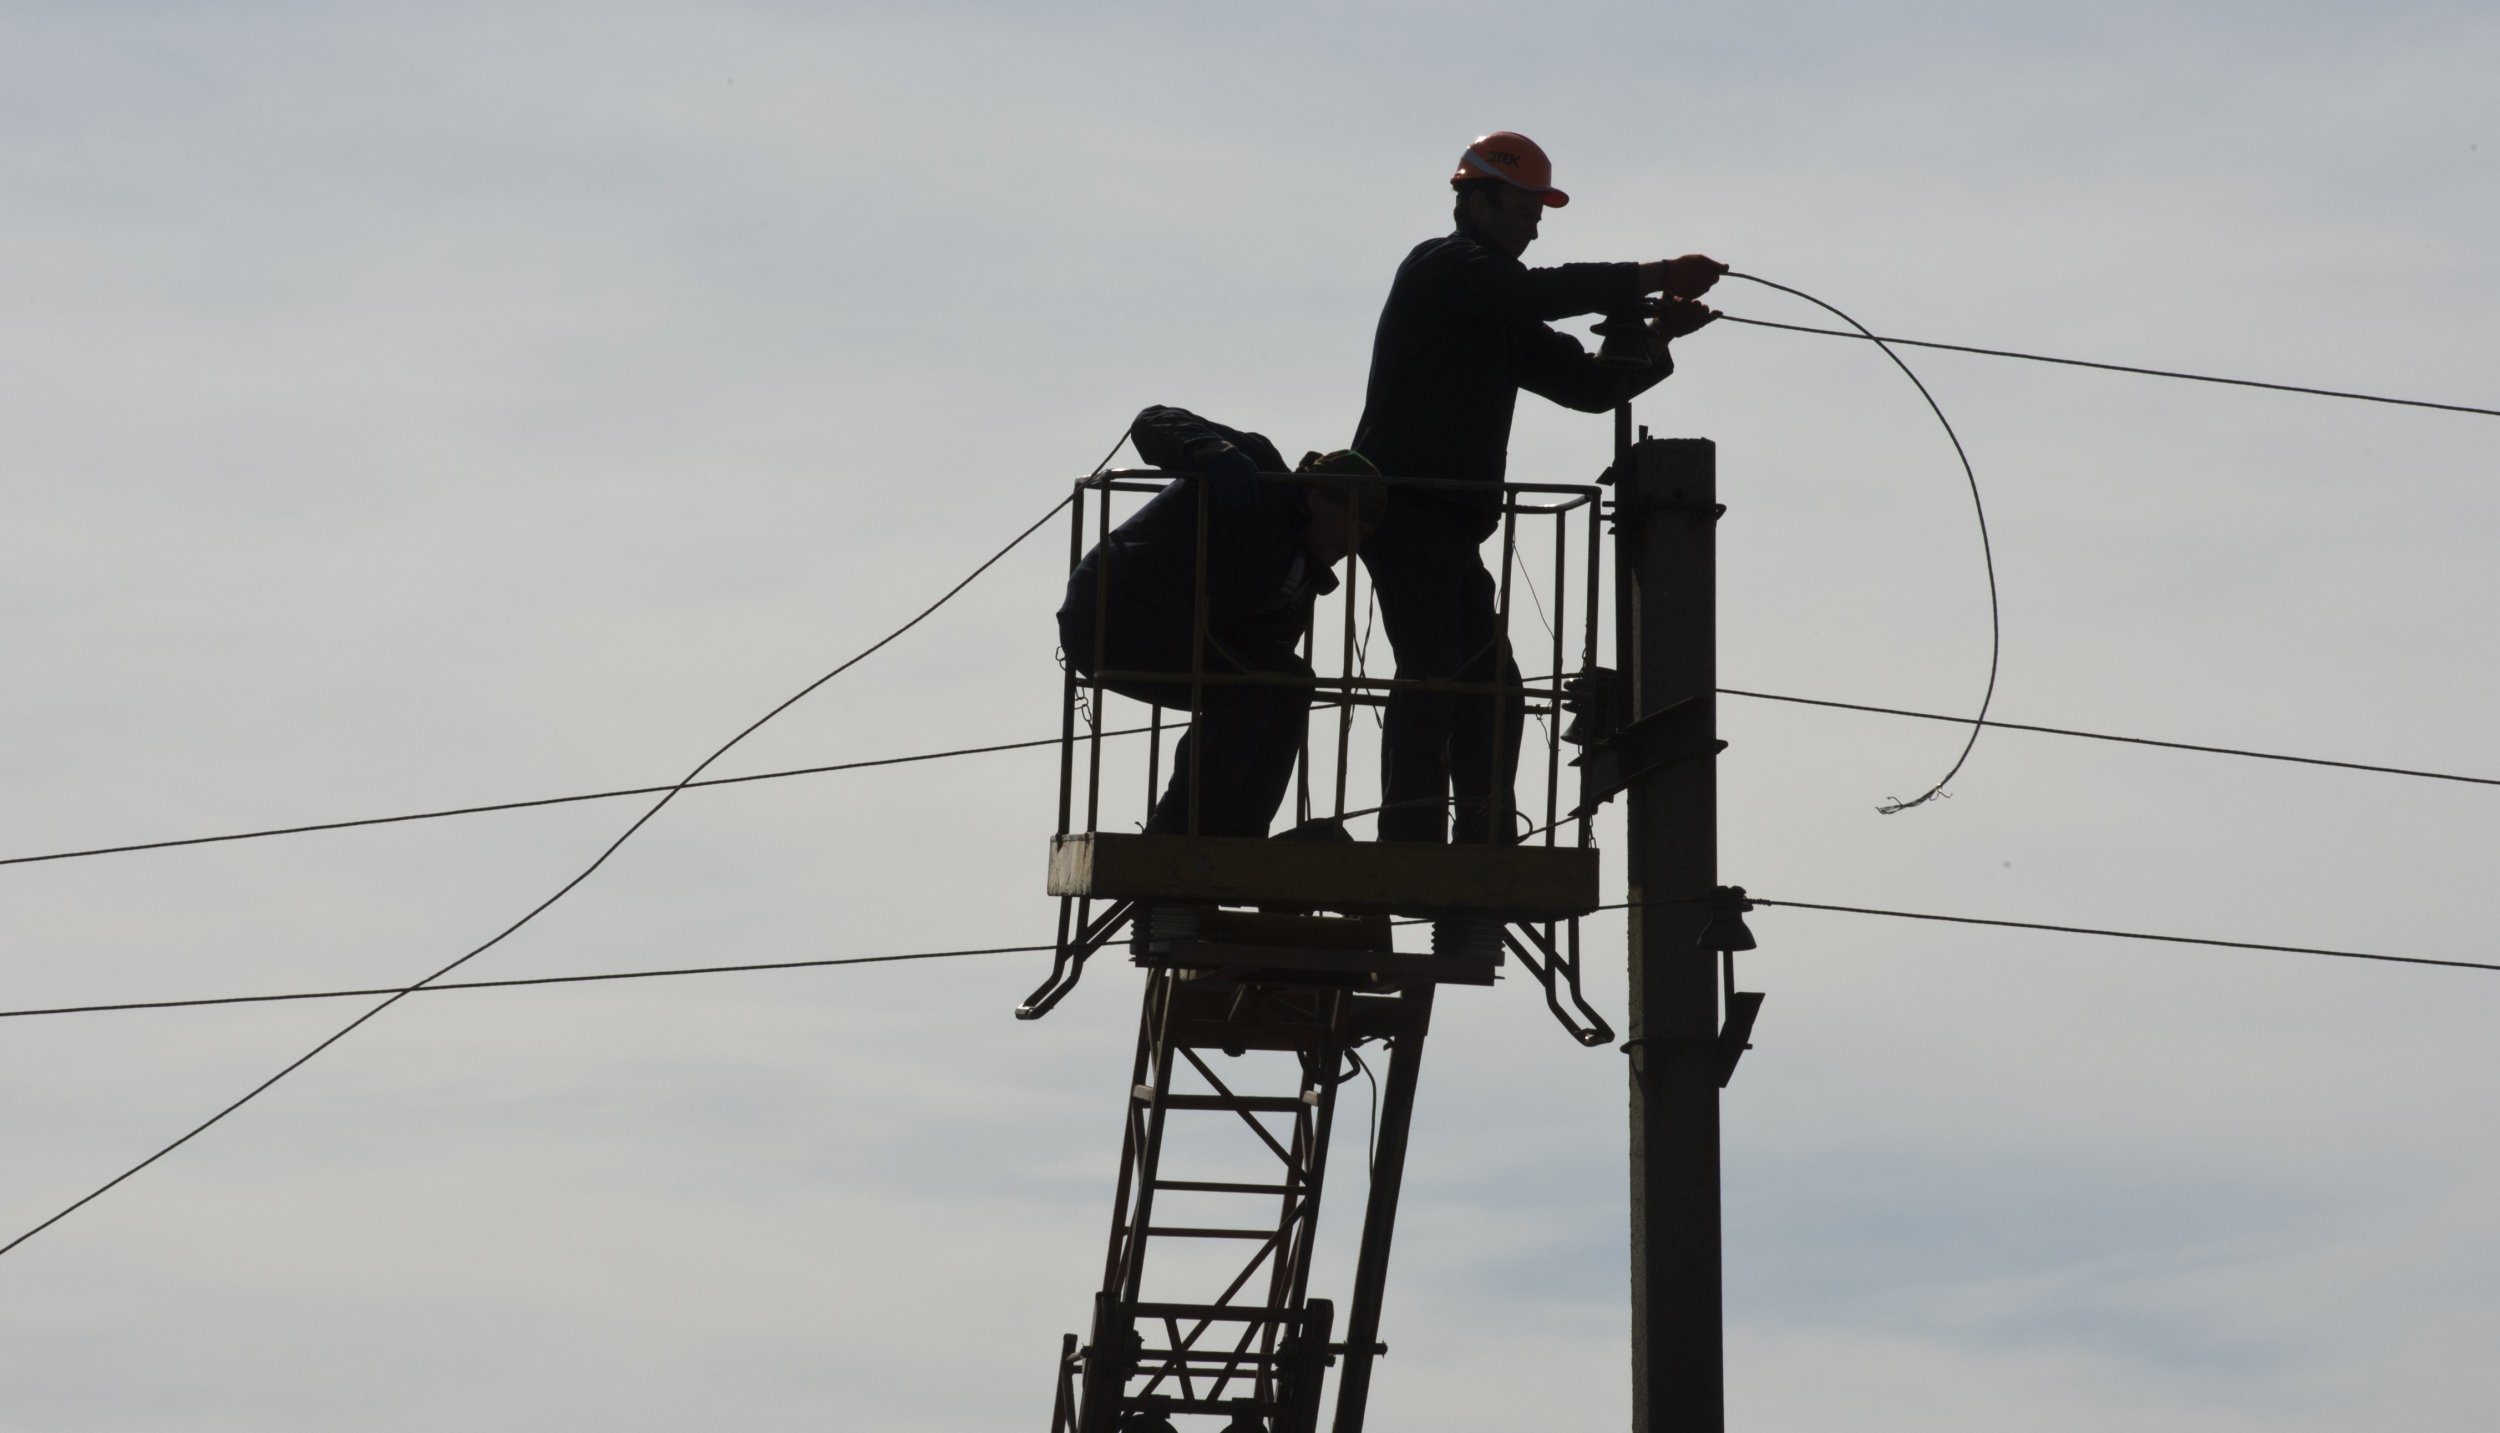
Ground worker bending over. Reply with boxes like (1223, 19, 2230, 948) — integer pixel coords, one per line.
(1353, 131, 1725, 843)
(1057, 406, 1386, 838)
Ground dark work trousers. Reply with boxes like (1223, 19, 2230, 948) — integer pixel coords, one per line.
(1057, 595, 1313, 839)
(1358, 498, 1524, 843)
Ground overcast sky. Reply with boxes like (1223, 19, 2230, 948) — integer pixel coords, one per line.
(4, 3, 2496, 1429)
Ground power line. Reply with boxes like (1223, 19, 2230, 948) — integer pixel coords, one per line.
(1720, 687, 2500, 790)
(1718, 313, 2500, 419)
(13, 681, 2489, 882)
(0, 945, 1051, 1021)
(1746, 897, 2500, 976)
(1590, 896, 2496, 974)
(0, 486, 1084, 1262)
(18, 884, 2496, 1028)
(46, 880, 2500, 1033)
(1, 729, 1152, 871)
(1728, 273, 1999, 815)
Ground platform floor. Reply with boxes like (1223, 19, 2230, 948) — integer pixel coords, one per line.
(1048, 832, 1600, 921)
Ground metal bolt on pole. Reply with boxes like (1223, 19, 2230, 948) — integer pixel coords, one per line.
(1616, 433, 1724, 1432)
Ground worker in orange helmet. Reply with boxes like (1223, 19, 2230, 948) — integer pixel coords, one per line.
(1351, 131, 1725, 843)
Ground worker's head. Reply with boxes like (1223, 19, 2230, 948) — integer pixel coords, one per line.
(1450, 130, 1567, 258)
(1297, 450, 1387, 565)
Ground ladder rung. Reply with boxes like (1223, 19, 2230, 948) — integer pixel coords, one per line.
(1145, 1225, 1279, 1240)
(1117, 1395, 1288, 1416)
(1135, 1349, 1282, 1365)
(1129, 1301, 1295, 1322)
(1169, 1020, 1337, 1052)
(1153, 1179, 1295, 1195)
(1156, 1094, 1310, 1112)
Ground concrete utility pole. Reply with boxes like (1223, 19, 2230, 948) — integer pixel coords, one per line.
(1616, 434, 1724, 1431)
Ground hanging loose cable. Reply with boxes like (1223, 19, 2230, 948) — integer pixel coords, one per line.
(1728, 272, 1999, 813)
(0, 434, 1126, 1262)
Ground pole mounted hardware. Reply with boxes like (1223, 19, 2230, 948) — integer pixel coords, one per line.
(1714, 990, 1764, 1089)
(1566, 689, 1729, 821)
(1698, 885, 1757, 954)
(1700, 886, 1764, 1087)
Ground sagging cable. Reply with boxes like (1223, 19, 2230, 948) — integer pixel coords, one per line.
(1727, 272, 1999, 813)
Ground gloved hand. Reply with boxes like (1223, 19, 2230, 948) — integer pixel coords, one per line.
(1648, 296, 1718, 348)
(1652, 254, 1729, 299)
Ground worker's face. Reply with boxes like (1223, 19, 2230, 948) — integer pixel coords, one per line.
(1467, 183, 1544, 258)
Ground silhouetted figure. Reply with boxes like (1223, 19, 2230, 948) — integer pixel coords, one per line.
(1353, 130, 1724, 842)
(1058, 406, 1383, 837)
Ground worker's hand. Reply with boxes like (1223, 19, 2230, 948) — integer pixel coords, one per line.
(1651, 254, 1729, 299)
(1649, 296, 1718, 348)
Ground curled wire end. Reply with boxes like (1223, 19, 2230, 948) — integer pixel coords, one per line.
(1876, 788, 1953, 815)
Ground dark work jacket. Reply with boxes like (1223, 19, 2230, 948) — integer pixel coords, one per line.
(1059, 406, 1337, 661)
(1352, 227, 1676, 536)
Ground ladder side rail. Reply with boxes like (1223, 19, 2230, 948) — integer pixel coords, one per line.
(1328, 984, 1436, 1433)
(1279, 996, 1348, 1321)
(1048, 1332, 1080, 1433)
(1117, 971, 1184, 1310)
(1075, 1293, 1120, 1433)
(1283, 1300, 1336, 1433)
(1077, 978, 1166, 1433)
(1248, 1095, 1311, 1409)
(1244, 1032, 1333, 1409)
(1083, 971, 1185, 1431)
(1097, 967, 1162, 1296)
(1272, 1000, 1351, 1407)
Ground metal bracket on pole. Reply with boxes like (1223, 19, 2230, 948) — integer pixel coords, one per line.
(1703, 886, 1763, 1087)
(1606, 494, 1727, 531)
(1567, 692, 1728, 820)
(1714, 992, 1763, 1088)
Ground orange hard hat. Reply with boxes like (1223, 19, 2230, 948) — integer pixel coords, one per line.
(1450, 131, 1569, 207)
